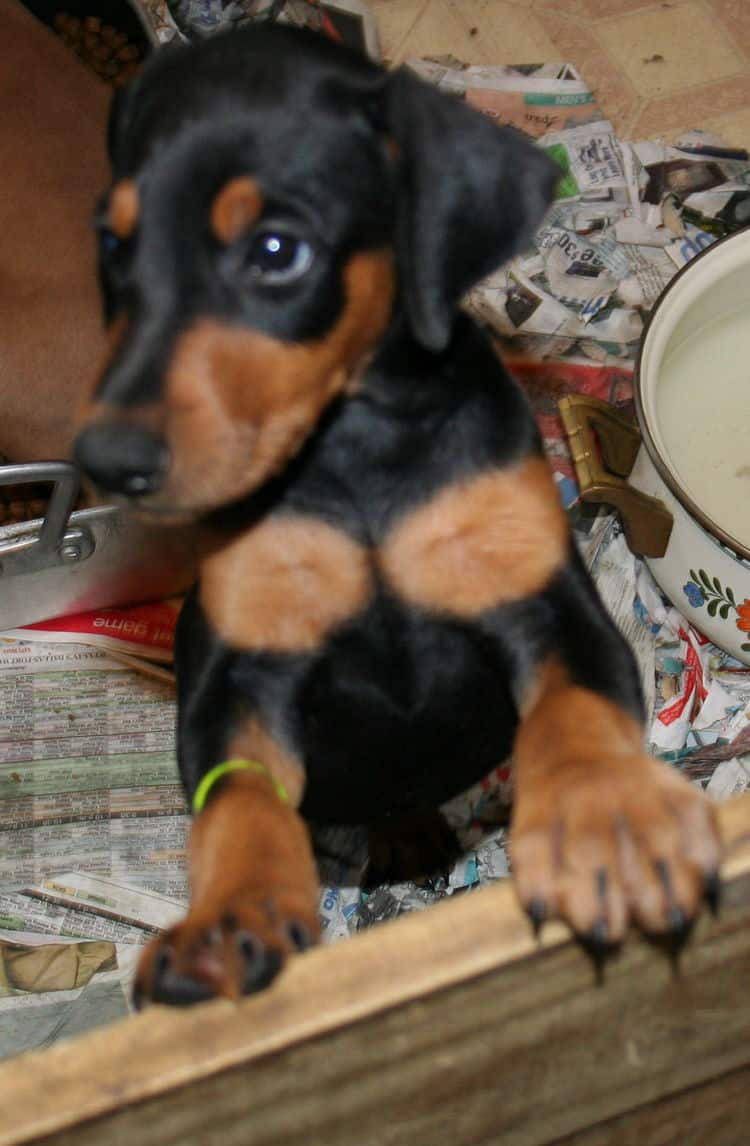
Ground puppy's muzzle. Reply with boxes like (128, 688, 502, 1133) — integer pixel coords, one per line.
(74, 422, 170, 497)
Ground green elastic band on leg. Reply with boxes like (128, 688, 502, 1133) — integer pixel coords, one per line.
(192, 759, 289, 814)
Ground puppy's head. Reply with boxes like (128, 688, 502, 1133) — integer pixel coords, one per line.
(74, 26, 557, 519)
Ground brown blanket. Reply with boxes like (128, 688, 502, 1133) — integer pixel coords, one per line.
(0, 0, 109, 462)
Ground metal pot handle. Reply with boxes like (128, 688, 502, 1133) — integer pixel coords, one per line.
(559, 394, 673, 558)
(0, 462, 94, 577)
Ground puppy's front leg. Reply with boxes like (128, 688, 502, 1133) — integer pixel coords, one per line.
(134, 732, 319, 1008)
(134, 582, 319, 1008)
(133, 515, 372, 1008)
(509, 567, 722, 957)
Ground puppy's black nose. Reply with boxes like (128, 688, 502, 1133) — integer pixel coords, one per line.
(74, 423, 169, 497)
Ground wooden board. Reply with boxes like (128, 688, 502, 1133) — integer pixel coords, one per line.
(2, 793, 750, 1146)
(559, 1064, 750, 1145)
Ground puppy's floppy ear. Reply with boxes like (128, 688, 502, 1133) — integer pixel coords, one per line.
(385, 67, 559, 352)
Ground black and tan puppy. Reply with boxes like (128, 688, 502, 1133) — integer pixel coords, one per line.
(74, 25, 721, 1006)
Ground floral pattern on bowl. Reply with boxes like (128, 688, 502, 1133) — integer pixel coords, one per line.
(682, 568, 750, 652)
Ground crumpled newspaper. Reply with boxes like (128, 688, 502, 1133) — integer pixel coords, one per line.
(470, 127, 750, 362)
(139, 0, 371, 46)
(314, 768, 513, 942)
(408, 57, 750, 365)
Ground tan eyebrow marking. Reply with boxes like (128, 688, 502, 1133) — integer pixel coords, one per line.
(210, 176, 264, 244)
(107, 179, 139, 239)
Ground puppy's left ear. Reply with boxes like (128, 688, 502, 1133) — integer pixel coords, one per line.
(385, 67, 559, 352)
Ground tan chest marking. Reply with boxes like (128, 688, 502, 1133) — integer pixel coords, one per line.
(379, 457, 569, 617)
(200, 516, 371, 653)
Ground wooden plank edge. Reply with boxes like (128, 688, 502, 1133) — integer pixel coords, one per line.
(556, 1059, 750, 1145)
(1, 791, 749, 1146)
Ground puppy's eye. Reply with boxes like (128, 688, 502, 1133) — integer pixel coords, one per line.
(99, 228, 123, 256)
(247, 231, 313, 283)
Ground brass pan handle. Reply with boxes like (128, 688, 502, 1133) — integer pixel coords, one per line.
(559, 394, 673, 558)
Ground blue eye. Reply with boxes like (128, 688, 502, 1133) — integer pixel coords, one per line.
(247, 230, 313, 283)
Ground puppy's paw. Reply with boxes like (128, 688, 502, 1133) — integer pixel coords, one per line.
(133, 892, 319, 1008)
(511, 754, 722, 964)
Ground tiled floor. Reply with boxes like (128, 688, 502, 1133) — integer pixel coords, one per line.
(370, 0, 750, 148)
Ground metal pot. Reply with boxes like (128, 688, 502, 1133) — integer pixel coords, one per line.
(0, 462, 196, 630)
(561, 227, 750, 665)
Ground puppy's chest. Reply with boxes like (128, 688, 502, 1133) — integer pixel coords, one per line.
(198, 450, 568, 657)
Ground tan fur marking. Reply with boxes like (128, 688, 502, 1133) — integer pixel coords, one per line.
(509, 658, 720, 942)
(210, 176, 263, 244)
(135, 769, 320, 1001)
(226, 717, 306, 808)
(516, 661, 643, 781)
(379, 457, 569, 617)
(107, 179, 139, 239)
(156, 250, 395, 513)
(187, 771, 319, 912)
(200, 515, 372, 653)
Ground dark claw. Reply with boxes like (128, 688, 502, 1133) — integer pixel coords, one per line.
(237, 930, 264, 964)
(577, 919, 609, 955)
(577, 919, 619, 984)
(243, 948, 282, 995)
(644, 912, 695, 967)
(286, 921, 313, 952)
(154, 947, 172, 977)
(664, 908, 694, 966)
(668, 910, 694, 949)
(704, 870, 721, 918)
(132, 946, 179, 1008)
(667, 905, 688, 934)
(145, 941, 218, 1006)
(526, 898, 547, 938)
(649, 859, 696, 962)
(150, 969, 217, 1007)
(654, 858, 673, 899)
(236, 931, 283, 994)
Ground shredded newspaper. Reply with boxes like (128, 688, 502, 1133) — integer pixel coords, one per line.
(406, 56, 750, 363)
(140, 0, 380, 56)
(3, 55, 750, 1056)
